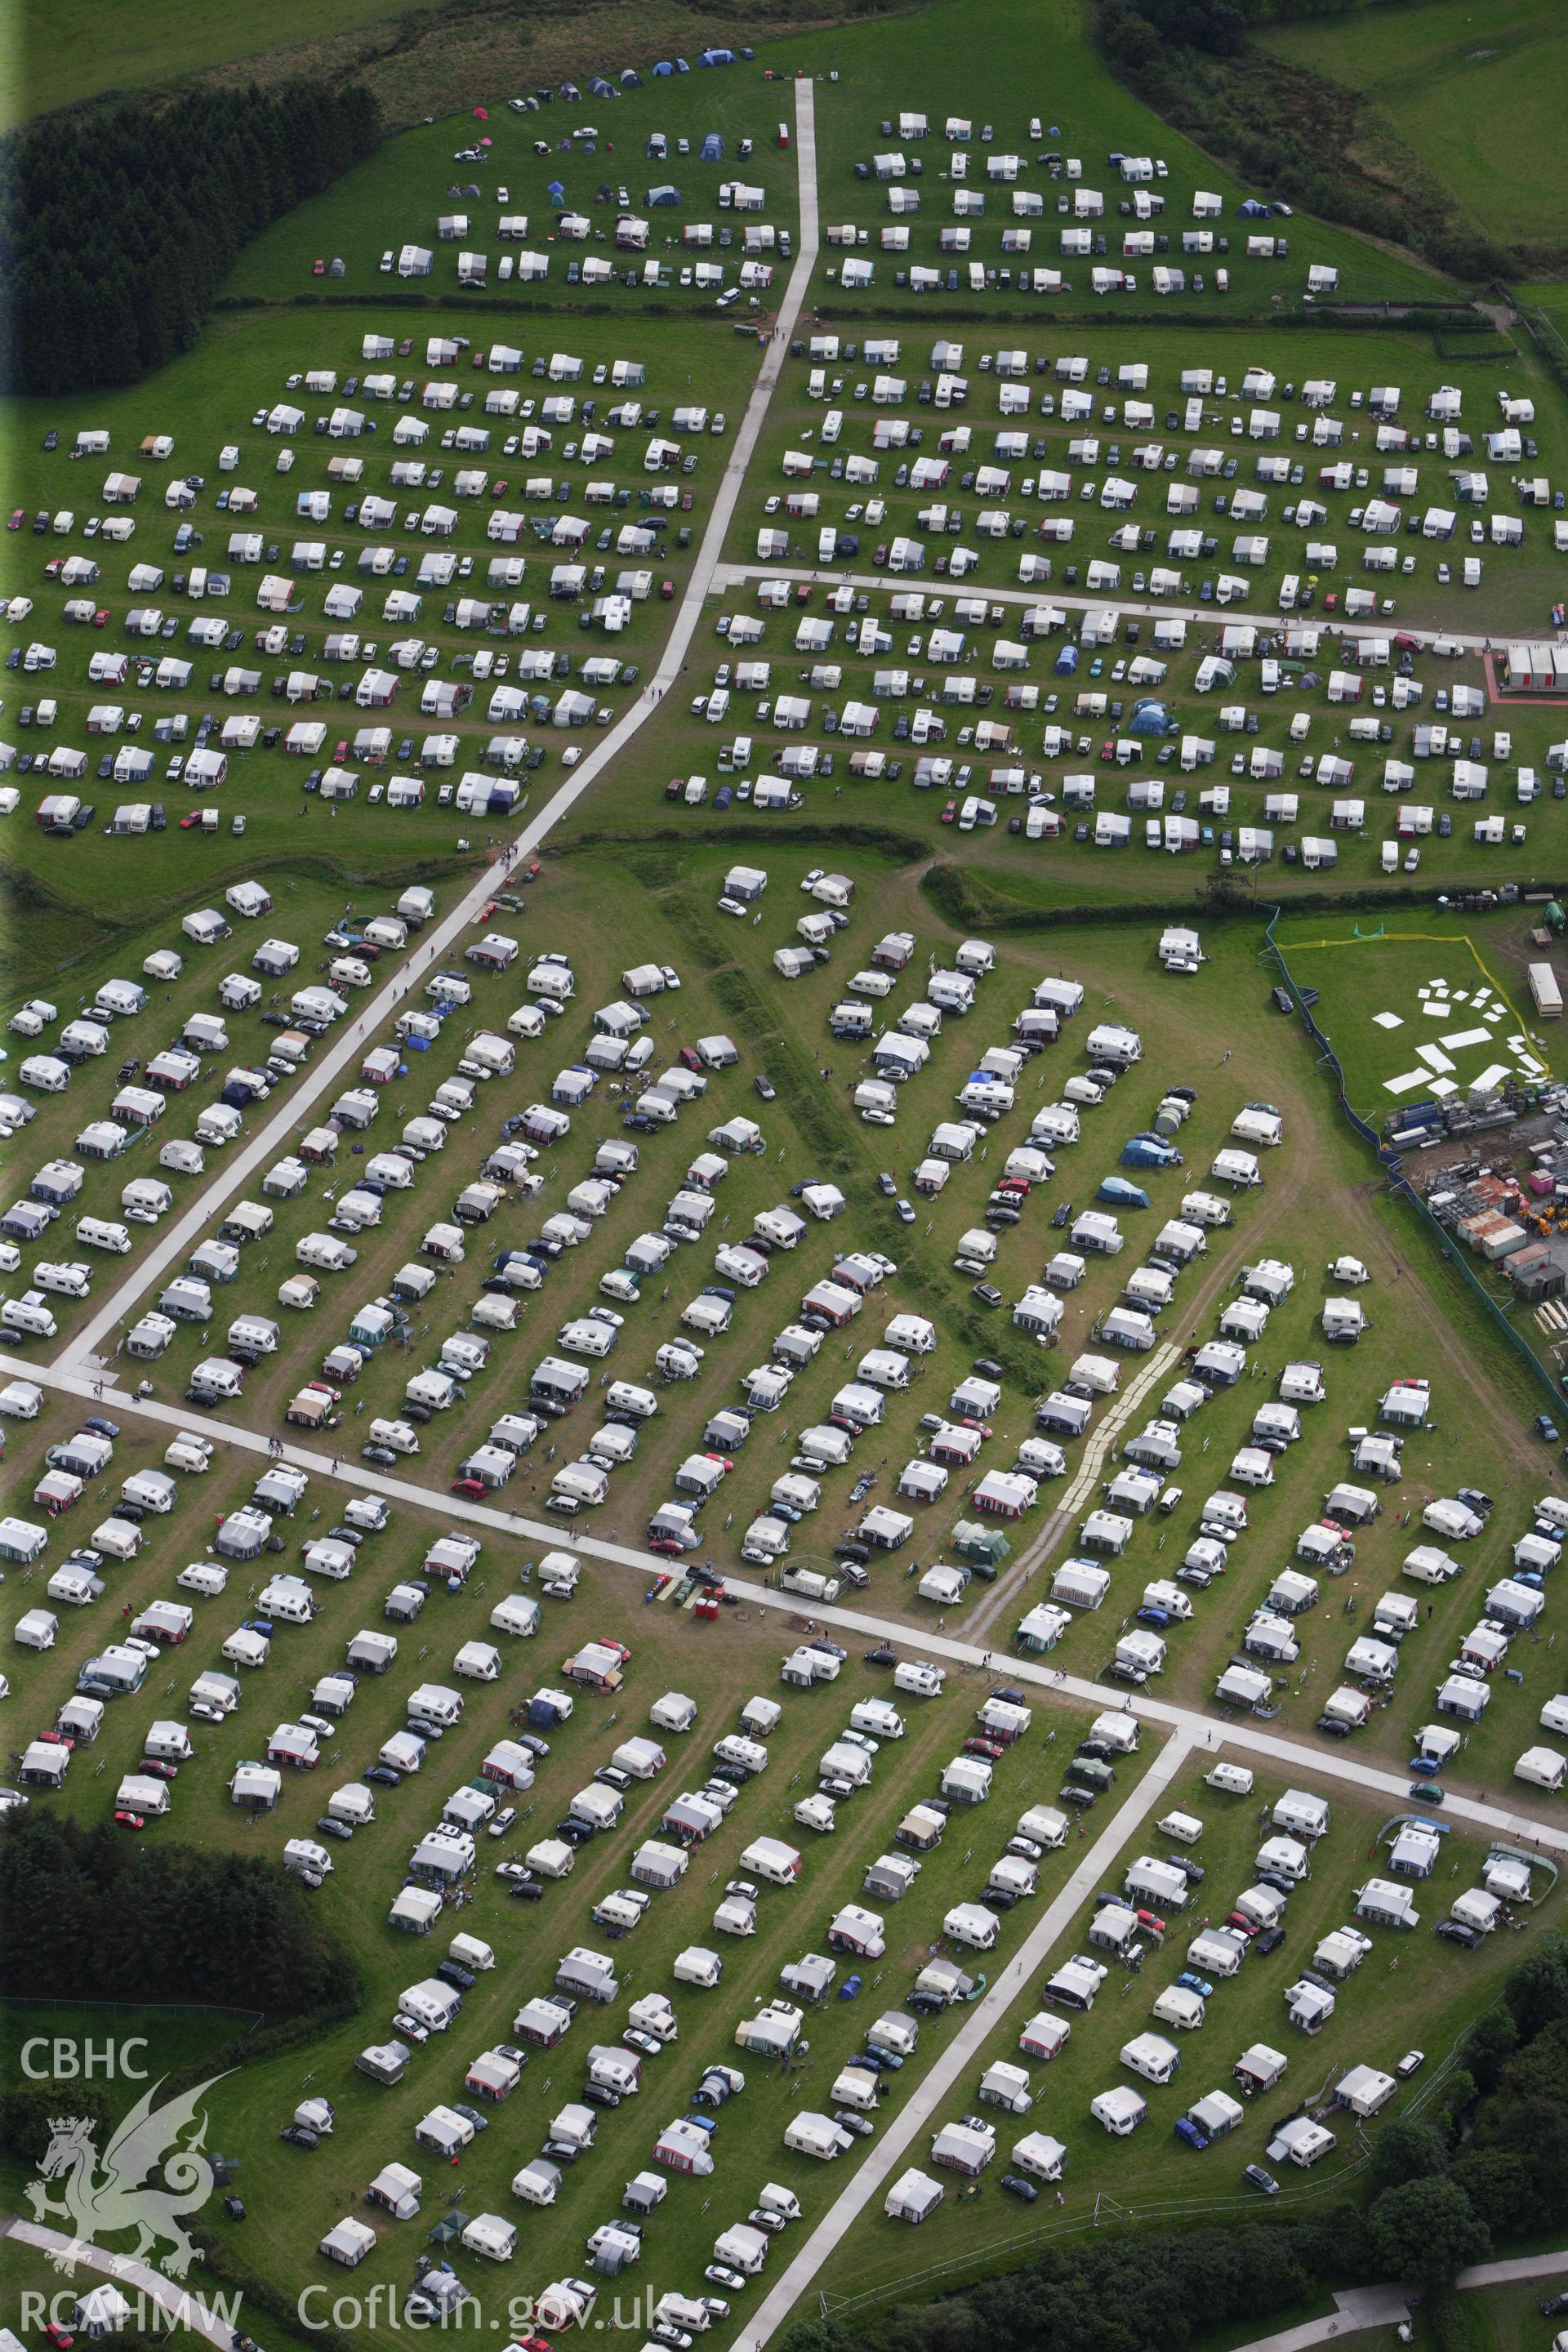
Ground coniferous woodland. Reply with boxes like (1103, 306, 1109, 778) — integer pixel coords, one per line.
(0, 83, 381, 395)
(0, 1809, 350, 2014)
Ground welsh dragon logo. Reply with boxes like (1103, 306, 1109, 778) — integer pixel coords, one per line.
(24, 2074, 229, 2278)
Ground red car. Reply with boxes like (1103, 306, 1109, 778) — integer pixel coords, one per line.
(964, 1736, 1004, 1762)
(939, 799, 958, 823)
(1134, 1908, 1166, 1936)
(1226, 1911, 1258, 1938)
(44, 2323, 74, 2350)
(517, 861, 542, 882)
(179, 812, 203, 829)
(113, 1809, 146, 1831)
(678, 1045, 704, 1071)
(92, 608, 109, 626)
(451, 1477, 488, 1500)
(7, 507, 24, 530)
(679, 489, 694, 510)
(491, 478, 509, 498)
(138, 1757, 178, 1780)
(659, 579, 675, 600)
(312, 259, 326, 275)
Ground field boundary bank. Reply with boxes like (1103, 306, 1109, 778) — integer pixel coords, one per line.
(1263, 906, 1566, 1408)
(811, 1989, 1530, 2330)
(917, 870, 1568, 938)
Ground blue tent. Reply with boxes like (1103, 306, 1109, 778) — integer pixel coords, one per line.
(699, 47, 735, 65)
(1098, 1175, 1152, 1208)
(621, 69, 643, 86)
(546, 180, 566, 205)
(1054, 643, 1079, 675)
(701, 132, 723, 161)
(1128, 699, 1170, 735)
(647, 184, 681, 206)
(1237, 197, 1271, 218)
(675, 56, 690, 71)
(560, 80, 581, 100)
(588, 77, 613, 97)
(652, 59, 675, 74)
(1120, 1137, 1182, 1171)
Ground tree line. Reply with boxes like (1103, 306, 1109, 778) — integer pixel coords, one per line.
(778, 1942, 1568, 2352)
(0, 82, 381, 396)
(0, 1811, 350, 2016)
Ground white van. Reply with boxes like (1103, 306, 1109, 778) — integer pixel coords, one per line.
(69, 1205, 127, 1251)
(3, 1297, 57, 1337)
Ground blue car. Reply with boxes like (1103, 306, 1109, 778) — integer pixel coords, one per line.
(1176, 1971, 1212, 1999)
(1174, 2118, 1208, 2149)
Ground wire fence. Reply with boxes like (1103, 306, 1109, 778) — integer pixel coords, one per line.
(1261, 909, 1566, 1410)
(822, 2154, 1370, 2320)
(0, 1995, 265, 2029)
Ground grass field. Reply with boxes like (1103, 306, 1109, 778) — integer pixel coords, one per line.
(1257, 0, 1568, 259)
(13, 295, 1568, 1008)
(0, 1431, 1138, 2343)
(207, 0, 1446, 318)
(220, 74, 798, 310)
(1, 1363, 1549, 2348)
(4, 0, 857, 134)
(9, 6, 1568, 2344)
(5, 0, 416, 126)
(808, 0, 1448, 315)
(5, 866, 1566, 1799)
(1270, 917, 1547, 1122)
(0, 304, 764, 988)
(724, 311, 1568, 631)
(808, 1756, 1531, 2320)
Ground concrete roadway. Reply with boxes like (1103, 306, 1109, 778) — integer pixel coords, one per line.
(8, 1347, 1565, 1869)
(741, 1731, 1196, 2348)
(713, 557, 1518, 658)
